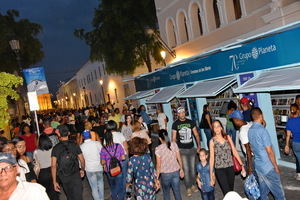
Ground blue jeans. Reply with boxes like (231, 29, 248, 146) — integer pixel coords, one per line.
(86, 171, 104, 200)
(256, 169, 285, 200)
(204, 129, 212, 149)
(292, 142, 300, 173)
(180, 148, 196, 189)
(106, 172, 125, 200)
(226, 127, 236, 146)
(201, 189, 215, 200)
(122, 158, 129, 189)
(161, 171, 182, 200)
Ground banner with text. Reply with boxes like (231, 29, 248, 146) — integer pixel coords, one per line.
(23, 67, 49, 95)
(135, 24, 300, 91)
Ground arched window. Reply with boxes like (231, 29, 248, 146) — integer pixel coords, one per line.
(233, 0, 242, 19)
(178, 11, 189, 44)
(213, 0, 221, 28)
(190, 3, 203, 38)
(166, 19, 177, 48)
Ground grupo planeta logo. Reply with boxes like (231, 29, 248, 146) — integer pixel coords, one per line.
(229, 44, 277, 71)
(251, 47, 259, 59)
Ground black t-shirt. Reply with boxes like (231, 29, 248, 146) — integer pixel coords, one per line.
(92, 125, 105, 139)
(172, 118, 196, 149)
(51, 140, 82, 176)
(200, 111, 211, 129)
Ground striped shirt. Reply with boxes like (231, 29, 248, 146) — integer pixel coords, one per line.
(155, 142, 180, 173)
(100, 143, 124, 172)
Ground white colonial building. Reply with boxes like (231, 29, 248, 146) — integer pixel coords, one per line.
(56, 61, 130, 109)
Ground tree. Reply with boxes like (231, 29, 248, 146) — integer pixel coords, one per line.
(75, 0, 163, 74)
(0, 72, 23, 131)
(0, 10, 44, 73)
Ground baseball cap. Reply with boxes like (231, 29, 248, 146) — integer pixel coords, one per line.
(240, 97, 250, 104)
(0, 153, 17, 165)
(229, 110, 244, 120)
(83, 130, 91, 139)
(177, 107, 185, 113)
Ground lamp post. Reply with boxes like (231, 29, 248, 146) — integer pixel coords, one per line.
(9, 39, 21, 68)
(99, 79, 105, 104)
(160, 50, 167, 66)
(9, 39, 26, 118)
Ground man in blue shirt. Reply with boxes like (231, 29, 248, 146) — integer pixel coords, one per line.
(248, 107, 285, 200)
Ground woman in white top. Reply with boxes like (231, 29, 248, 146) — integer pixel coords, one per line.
(34, 134, 59, 200)
(121, 114, 133, 141)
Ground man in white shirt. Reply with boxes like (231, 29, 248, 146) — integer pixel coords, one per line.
(230, 110, 253, 174)
(80, 133, 104, 200)
(157, 108, 167, 130)
(0, 153, 49, 200)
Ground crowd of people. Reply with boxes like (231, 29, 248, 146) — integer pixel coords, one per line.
(0, 96, 299, 200)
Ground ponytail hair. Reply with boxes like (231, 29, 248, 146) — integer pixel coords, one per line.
(158, 129, 171, 150)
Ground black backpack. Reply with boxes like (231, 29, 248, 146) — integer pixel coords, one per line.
(58, 142, 78, 176)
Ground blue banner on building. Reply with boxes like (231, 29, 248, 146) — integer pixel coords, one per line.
(23, 67, 49, 95)
(135, 24, 300, 91)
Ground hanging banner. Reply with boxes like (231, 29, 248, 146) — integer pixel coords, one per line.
(23, 67, 49, 95)
(135, 23, 300, 91)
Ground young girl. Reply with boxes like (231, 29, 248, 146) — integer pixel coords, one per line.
(196, 148, 215, 200)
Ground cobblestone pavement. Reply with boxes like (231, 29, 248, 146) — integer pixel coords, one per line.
(59, 166, 300, 200)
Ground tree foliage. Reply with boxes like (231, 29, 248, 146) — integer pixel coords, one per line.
(75, 0, 163, 74)
(0, 10, 44, 73)
(0, 72, 23, 131)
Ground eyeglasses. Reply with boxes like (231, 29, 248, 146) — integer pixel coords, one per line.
(0, 165, 16, 175)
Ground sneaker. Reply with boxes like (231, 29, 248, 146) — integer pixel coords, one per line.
(296, 173, 300, 181)
(191, 185, 198, 192)
(186, 188, 192, 197)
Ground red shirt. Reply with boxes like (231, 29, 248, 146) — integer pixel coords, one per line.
(21, 133, 37, 152)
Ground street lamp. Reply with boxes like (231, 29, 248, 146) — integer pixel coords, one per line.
(160, 50, 167, 66)
(9, 39, 21, 68)
(99, 79, 105, 104)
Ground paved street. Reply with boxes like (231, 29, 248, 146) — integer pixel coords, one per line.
(59, 166, 300, 200)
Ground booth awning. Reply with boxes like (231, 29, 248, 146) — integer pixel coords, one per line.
(146, 85, 185, 104)
(178, 76, 236, 98)
(234, 66, 300, 93)
(124, 90, 155, 100)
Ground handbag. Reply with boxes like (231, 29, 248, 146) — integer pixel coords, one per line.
(227, 137, 242, 172)
(232, 156, 242, 172)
